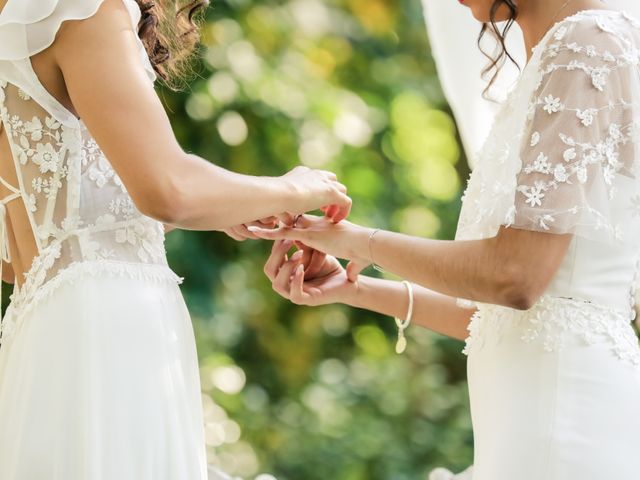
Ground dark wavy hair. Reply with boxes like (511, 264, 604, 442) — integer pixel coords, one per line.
(133, 0, 209, 90)
(478, 0, 520, 99)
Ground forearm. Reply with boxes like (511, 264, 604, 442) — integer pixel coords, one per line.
(348, 229, 515, 308)
(155, 154, 296, 231)
(345, 275, 476, 341)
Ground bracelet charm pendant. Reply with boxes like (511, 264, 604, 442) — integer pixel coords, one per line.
(394, 280, 414, 354)
(396, 331, 407, 354)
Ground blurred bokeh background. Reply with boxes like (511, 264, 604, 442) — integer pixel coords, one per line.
(161, 0, 474, 478)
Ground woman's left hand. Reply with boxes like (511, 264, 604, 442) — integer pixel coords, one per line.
(248, 214, 371, 264)
(223, 217, 280, 241)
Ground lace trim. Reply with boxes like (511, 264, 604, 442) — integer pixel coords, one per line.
(0, 260, 184, 345)
(462, 294, 640, 365)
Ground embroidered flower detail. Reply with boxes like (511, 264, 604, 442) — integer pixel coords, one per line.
(576, 108, 597, 126)
(566, 42, 582, 53)
(17, 89, 31, 101)
(603, 164, 616, 185)
(576, 165, 588, 183)
(563, 148, 577, 162)
(521, 181, 546, 207)
(591, 66, 611, 91)
(462, 296, 640, 366)
(538, 214, 555, 230)
(547, 43, 561, 58)
(596, 16, 617, 35)
(566, 59, 582, 71)
(32, 143, 59, 173)
(543, 95, 563, 114)
(585, 45, 597, 57)
(553, 163, 569, 182)
(23, 117, 43, 141)
(554, 26, 568, 40)
(527, 152, 551, 174)
(609, 123, 622, 140)
(530, 131, 540, 147)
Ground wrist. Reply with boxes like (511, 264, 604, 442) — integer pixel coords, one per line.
(346, 225, 376, 264)
(272, 176, 300, 213)
(347, 274, 377, 309)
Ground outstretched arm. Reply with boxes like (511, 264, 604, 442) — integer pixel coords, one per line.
(53, 0, 350, 231)
(264, 240, 476, 341)
(251, 216, 573, 310)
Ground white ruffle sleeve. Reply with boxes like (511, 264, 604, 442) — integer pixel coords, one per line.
(0, 0, 156, 82)
(453, 13, 640, 308)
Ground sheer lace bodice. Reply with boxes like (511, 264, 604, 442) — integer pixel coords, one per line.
(0, 0, 181, 344)
(456, 10, 640, 363)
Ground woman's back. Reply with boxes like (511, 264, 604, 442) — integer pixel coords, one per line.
(0, 0, 174, 337)
(0, 2, 212, 478)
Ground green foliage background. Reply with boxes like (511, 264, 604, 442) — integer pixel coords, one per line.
(161, 0, 474, 478)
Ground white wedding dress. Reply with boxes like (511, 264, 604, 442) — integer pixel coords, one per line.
(0, 1, 233, 479)
(433, 9, 640, 480)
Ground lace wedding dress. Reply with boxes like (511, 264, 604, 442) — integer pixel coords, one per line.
(0, 1, 233, 479)
(433, 9, 640, 480)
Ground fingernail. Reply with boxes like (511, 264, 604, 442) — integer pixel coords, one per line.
(291, 250, 303, 260)
(247, 226, 259, 232)
(296, 264, 304, 274)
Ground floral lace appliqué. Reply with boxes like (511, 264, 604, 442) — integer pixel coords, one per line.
(462, 295, 640, 365)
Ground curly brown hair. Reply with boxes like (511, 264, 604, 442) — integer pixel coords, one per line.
(133, 0, 209, 90)
(478, 0, 520, 100)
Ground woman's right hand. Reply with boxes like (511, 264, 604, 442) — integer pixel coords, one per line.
(264, 239, 357, 307)
(281, 166, 352, 222)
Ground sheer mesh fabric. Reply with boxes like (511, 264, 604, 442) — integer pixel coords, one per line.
(454, 11, 640, 309)
(0, 0, 173, 343)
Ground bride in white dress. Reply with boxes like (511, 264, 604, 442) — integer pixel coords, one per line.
(0, 0, 351, 478)
(252, 1, 640, 479)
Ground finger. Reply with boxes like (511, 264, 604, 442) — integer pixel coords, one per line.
(323, 205, 339, 220)
(247, 225, 303, 241)
(305, 249, 327, 278)
(276, 212, 295, 226)
(258, 216, 278, 226)
(330, 194, 353, 223)
(264, 239, 293, 281)
(346, 260, 368, 282)
(290, 263, 312, 305)
(300, 248, 313, 272)
(236, 224, 260, 240)
(224, 228, 245, 241)
(273, 251, 303, 297)
(319, 170, 338, 181)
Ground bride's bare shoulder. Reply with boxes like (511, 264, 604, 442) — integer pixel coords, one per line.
(54, 0, 136, 54)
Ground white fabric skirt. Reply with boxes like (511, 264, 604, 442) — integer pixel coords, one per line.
(0, 268, 210, 480)
(465, 296, 640, 480)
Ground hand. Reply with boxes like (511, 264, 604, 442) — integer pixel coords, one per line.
(263, 239, 357, 306)
(249, 214, 372, 280)
(281, 166, 352, 223)
(223, 217, 279, 241)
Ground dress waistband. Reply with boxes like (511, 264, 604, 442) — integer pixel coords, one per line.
(462, 294, 640, 365)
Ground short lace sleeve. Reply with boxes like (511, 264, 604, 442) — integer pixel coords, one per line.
(504, 16, 640, 244)
(0, 0, 156, 82)
(453, 13, 640, 309)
